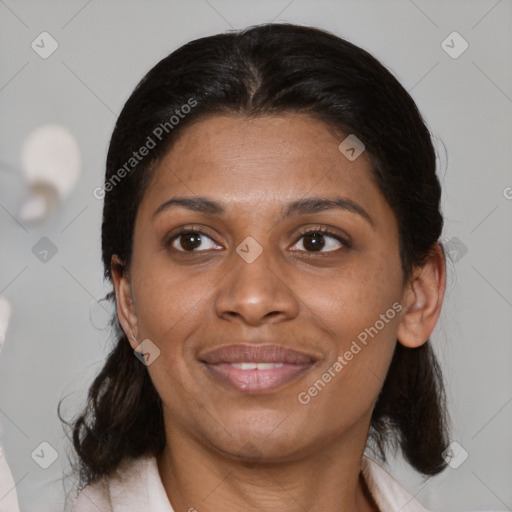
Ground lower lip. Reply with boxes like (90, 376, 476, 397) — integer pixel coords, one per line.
(202, 362, 314, 393)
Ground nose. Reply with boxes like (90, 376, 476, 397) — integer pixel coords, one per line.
(214, 244, 300, 326)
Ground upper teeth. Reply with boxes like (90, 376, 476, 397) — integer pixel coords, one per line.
(230, 362, 285, 370)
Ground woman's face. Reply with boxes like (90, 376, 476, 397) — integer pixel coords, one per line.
(117, 113, 414, 461)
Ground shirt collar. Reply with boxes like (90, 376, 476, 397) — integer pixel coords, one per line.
(361, 455, 430, 512)
(77, 453, 431, 511)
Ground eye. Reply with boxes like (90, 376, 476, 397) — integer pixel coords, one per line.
(166, 228, 222, 252)
(291, 227, 349, 253)
(164, 226, 350, 254)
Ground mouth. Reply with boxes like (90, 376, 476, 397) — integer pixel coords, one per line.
(199, 344, 318, 394)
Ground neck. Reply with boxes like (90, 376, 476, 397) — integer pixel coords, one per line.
(157, 416, 379, 512)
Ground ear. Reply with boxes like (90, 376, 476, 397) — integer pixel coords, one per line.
(111, 254, 139, 350)
(397, 243, 446, 348)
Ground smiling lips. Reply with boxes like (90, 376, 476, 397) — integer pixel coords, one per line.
(200, 344, 317, 393)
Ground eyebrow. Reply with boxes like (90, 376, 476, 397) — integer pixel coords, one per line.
(152, 196, 374, 227)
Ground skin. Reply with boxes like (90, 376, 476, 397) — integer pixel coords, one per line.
(112, 113, 446, 512)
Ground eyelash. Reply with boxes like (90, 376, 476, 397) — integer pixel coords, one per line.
(164, 225, 351, 253)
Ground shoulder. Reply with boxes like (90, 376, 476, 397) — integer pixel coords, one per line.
(72, 455, 173, 511)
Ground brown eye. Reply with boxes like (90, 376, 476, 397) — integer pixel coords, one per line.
(291, 229, 349, 253)
(303, 232, 326, 251)
(167, 230, 220, 252)
(177, 232, 202, 251)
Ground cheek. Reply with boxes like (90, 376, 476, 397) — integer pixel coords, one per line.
(301, 251, 402, 338)
(131, 262, 211, 351)
(296, 253, 402, 400)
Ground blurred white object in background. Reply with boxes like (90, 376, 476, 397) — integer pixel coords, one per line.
(0, 296, 11, 352)
(0, 296, 20, 512)
(0, 444, 19, 512)
(18, 123, 81, 225)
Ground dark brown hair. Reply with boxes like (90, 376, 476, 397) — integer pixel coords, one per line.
(60, 22, 451, 496)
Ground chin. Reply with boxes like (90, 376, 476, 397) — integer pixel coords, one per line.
(203, 418, 315, 463)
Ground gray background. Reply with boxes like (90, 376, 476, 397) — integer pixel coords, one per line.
(0, 0, 511, 511)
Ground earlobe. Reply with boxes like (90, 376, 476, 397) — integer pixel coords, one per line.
(397, 243, 446, 349)
(111, 254, 139, 350)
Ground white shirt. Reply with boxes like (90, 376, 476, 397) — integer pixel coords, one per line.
(71, 454, 441, 512)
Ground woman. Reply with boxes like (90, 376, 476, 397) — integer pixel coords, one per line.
(65, 22, 464, 511)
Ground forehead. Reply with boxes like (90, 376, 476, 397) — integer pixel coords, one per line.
(138, 113, 389, 223)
